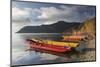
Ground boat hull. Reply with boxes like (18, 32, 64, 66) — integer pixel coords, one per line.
(26, 39, 71, 53)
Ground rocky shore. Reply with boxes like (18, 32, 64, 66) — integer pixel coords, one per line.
(79, 39, 96, 61)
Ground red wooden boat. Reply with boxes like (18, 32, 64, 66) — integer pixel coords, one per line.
(26, 39, 71, 53)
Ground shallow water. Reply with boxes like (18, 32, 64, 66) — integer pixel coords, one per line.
(11, 33, 95, 66)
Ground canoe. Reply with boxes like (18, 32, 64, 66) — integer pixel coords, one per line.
(62, 35, 86, 42)
(26, 39, 71, 53)
(31, 39, 79, 48)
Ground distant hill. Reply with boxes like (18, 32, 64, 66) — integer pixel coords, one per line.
(17, 17, 96, 34)
(17, 21, 81, 33)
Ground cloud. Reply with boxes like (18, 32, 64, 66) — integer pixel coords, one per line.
(37, 7, 62, 19)
(36, 6, 73, 20)
(12, 5, 95, 25)
(12, 7, 29, 17)
(29, 6, 77, 25)
(12, 7, 31, 22)
(33, 5, 95, 24)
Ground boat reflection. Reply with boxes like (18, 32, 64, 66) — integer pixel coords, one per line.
(26, 48, 79, 59)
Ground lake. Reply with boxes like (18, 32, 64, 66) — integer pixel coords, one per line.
(11, 33, 95, 66)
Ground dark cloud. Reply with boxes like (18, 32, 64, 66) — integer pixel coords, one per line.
(12, 2, 96, 25)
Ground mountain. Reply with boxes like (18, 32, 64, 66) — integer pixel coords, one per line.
(63, 17, 96, 36)
(17, 21, 81, 33)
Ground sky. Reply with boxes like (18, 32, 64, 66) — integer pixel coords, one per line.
(12, 1, 96, 26)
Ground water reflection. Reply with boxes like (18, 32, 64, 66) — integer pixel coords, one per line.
(12, 33, 95, 66)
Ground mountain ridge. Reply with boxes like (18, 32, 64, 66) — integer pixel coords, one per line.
(17, 21, 81, 33)
(17, 17, 96, 34)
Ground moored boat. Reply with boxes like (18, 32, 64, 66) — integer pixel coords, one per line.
(31, 38, 79, 48)
(62, 31, 88, 42)
(26, 39, 71, 53)
(62, 35, 86, 42)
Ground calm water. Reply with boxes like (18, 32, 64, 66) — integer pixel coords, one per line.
(12, 33, 88, 66)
